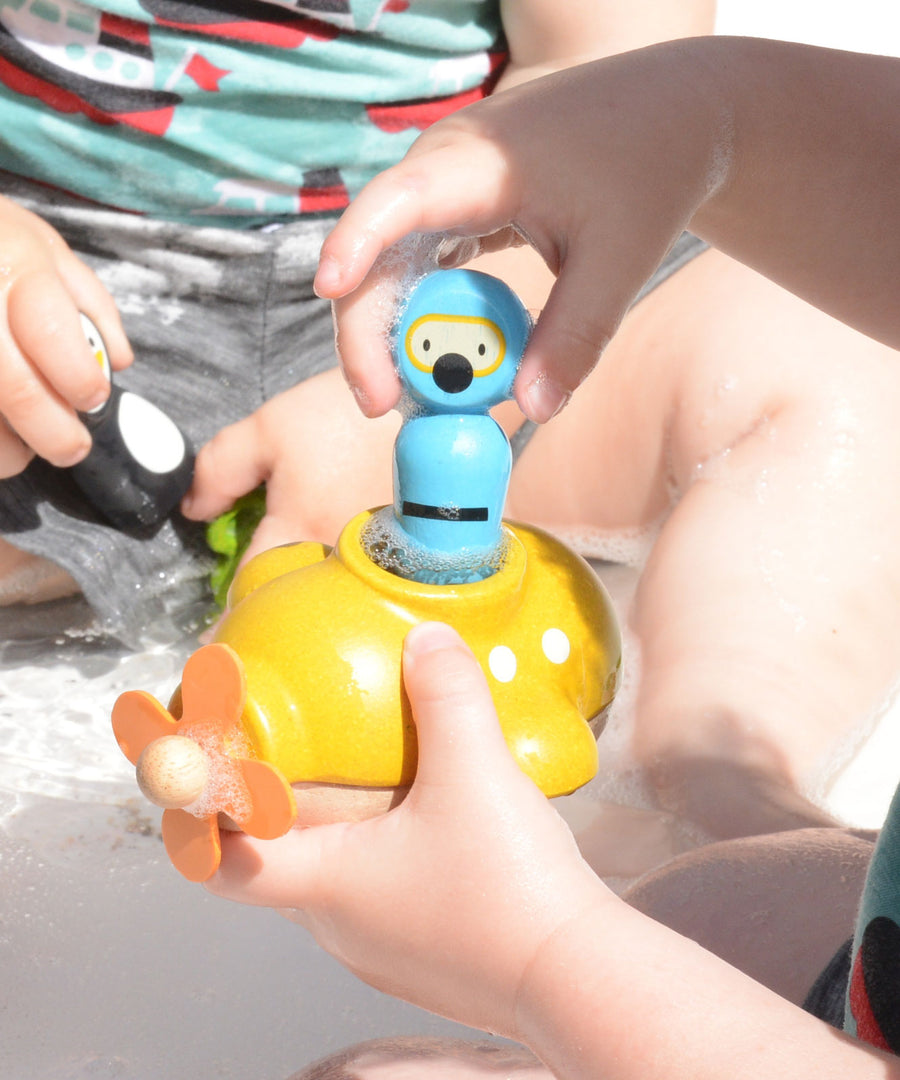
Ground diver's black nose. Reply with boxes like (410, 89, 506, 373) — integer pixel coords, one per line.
(432, 352, 473, 394)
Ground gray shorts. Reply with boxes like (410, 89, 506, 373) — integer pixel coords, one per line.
(0, 173, 707, 645)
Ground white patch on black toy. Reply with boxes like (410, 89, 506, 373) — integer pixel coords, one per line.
(69, 314, 194, 531)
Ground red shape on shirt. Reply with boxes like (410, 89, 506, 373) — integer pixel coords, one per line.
(0, 53, 113, 123)
(850, 945, 892, 1052)
(365, 50, 507, 133)
(111, 104, 176, 136)
(151, 13, 339, 49)
(299, 175, 349, 214)
(184, 52, 230, 92)
(365, 85, 486, 134)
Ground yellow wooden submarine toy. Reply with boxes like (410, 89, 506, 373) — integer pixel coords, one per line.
(112, 269, 622, 882)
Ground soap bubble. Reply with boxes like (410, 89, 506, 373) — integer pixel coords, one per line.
(361, 506, 509, 584)
(367, 232, 451, 376)
(183, 722, 252, 823)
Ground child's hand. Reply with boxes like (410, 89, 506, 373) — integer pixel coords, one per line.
(316, 39, 900, 424)
(207, 621, 609, 1039)
(0, 195, 132, 477)
(206, 626, 890, 1080)
(183, 369, 399, 561)
(314, 47, 723, 422)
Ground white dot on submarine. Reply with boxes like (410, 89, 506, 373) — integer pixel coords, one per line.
(542, 628, 571, 664)
(488, 645, 517, 683)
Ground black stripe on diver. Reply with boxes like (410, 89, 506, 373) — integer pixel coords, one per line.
(402, 502, 489, 522)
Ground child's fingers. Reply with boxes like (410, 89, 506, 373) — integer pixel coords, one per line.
(7, 269, 112, 414)
(208, 828, 331, 911)
(0, 198, 132, 471)
(331, 288, 403, 418)
(317, 154, 491, 416)
(0, 312, 92, 470)
(514, 229, 693, 423)
(315, 137, 513, 301)
(55, 252, 134, 372)
(0, 417, 35, 478)
(0, 367, 90, 469)
(182, 415, 270, 521)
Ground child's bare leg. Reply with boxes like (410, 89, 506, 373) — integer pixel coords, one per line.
(624, 827, 875, 1007)
(510, 248, 900, 840)
(0, 536, 78, 604)
(632, 255, 900, 837)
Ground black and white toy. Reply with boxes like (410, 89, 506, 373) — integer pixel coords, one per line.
(69, 315, 194, 532)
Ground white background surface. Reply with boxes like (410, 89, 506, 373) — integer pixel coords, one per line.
(716, 0, 900, 54)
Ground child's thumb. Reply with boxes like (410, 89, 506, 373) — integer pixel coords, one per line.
(401, 622, 516, 789)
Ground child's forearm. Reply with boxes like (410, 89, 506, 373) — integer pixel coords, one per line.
(517, 901, 899, 1080)
(689, 37, 900, 351)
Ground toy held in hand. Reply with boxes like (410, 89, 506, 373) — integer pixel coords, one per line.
(365, 269, 531, 583)
(70, 314, 194, 531)
(112, 271, 622, 883)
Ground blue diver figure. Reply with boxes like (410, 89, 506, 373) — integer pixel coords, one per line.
(364, 268, 532, 584)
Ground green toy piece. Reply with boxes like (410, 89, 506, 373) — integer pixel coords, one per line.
(206, 486, 267, 607)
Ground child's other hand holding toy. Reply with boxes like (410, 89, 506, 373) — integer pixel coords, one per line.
(0, 193, 132, 477)
(182, 373, 399, 564)
(209, 622, 894, 1080)
(210, 621, 609, 1039)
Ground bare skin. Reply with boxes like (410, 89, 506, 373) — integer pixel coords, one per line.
(282, 825, 876, 1080)
(208, 624, 896, 1080)
(511, 245, 900, 841)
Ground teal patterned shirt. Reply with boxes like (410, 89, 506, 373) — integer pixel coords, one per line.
(0, 0, 505, 224)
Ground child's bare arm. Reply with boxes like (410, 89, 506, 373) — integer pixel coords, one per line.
(316, 38, 900, 421)
(208, 623, 900, 1080)
(0, 194, 131, 475)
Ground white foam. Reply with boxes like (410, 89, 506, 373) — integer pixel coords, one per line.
(366, 231, 455, 375)
(183, 724, 252, 823)
(541, 520, 661, 568)
(361, 505, 509, 583)
(806, 677, 900, 829)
